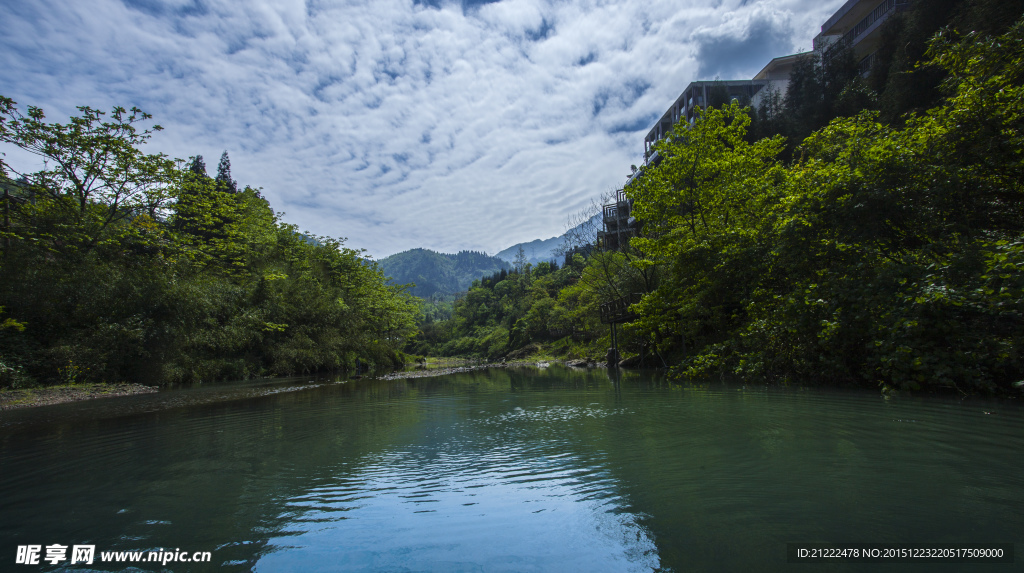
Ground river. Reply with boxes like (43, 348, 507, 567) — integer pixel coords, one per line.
(1, 365, 1021, 572)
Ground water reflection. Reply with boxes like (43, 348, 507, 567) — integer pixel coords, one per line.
(0, 366, 1022, 572)
(256, 382, 659, 571)
(258, 436, 658, 571)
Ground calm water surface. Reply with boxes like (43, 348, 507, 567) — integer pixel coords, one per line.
(1, 366, 1022, 572)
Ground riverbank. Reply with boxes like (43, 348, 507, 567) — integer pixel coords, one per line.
(0, 360, 604, 410)
(378, 359, 607, 381)
(0, 366, 505, 411)
(0, 366, 519, 411)
(379, 362, 521, 381)
(0, 383, 159, 410)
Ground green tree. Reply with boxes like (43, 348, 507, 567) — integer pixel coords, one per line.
(215, 150, 238, 194)
(0, 98, 420, 386)
(636, 18, 1024, 392)
(188, 155, 209, 178)
(627, 101, 785, 366)
(0, 99, 176, 251)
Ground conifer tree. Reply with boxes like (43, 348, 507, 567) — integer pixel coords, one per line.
(188, 155, 208, 178)
(215, 151, 238, 194)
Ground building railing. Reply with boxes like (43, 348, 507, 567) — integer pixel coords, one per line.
(602, 202, 631, 225)
(596, 227, 638, 251)
(602, 202, 620, 222)
(602, 189, 632, 226)
(822, 0, 909, 62)
(858, 53, 874, 76)
(599, 189, 641, 251)
(642, 149, 660, 167)
(844, 0, 894, 44)
(599, 293, 643, 324)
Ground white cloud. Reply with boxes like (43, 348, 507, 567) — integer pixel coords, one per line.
(0, 0, 846, 258)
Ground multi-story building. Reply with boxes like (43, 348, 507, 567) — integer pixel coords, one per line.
(749, 52, 810, 114)
(641, 79, 767, 166)
(814, 0, 911, 74)
(593, 0, 917, 353)
(635, 0, 914, 174)
(596, 189, 640, 252)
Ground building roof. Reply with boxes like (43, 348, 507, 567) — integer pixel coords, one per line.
(820, 0, 876, 36)
(752, 52, 811, 81)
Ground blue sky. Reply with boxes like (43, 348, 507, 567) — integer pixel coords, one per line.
(0, 0, 845, 259)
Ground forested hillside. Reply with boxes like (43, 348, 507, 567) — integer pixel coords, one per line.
(3, 0, 1021, 396)
(0, 101, 419, 387)
(378, 248, 510, 298)
(412, 2, 1024, 395)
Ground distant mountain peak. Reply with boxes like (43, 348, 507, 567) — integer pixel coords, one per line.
(494, 213, 600, 265)
(378, 249, 510, 298)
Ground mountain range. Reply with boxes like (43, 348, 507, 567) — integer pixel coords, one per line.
(377, 249, 510, 298)
(494, 213, 600, 265)
(378, 213, 600, 297)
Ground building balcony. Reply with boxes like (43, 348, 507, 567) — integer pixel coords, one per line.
(602, 202, 632, 229)
(599, 189, 642, 251)
(820, 0, 910, 62)
(596, 227, 639, 251)
(599, 293, 643, 324)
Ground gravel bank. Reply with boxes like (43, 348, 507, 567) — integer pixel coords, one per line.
(0, 383, 159, 410)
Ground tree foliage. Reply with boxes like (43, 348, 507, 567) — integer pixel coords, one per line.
(0, 99, 176, 251)
(215, 150, 238, 194)
(401, 4, 1024, 394)
(0, 101, 418, 387)
(622, 19, 1024, 393)
(377, 248, 510, 298)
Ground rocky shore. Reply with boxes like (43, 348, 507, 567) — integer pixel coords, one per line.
(0, 383, 159, 410)
(377, 362, 520, 381)
(1, 360, 617, 410)
(377, 359, 609, 381)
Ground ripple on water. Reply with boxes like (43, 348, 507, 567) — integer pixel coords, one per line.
(2, 372, 1023, 572)
(257, 405, 658, 572)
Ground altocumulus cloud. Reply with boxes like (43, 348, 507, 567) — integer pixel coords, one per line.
(0, 0, 844, 258)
